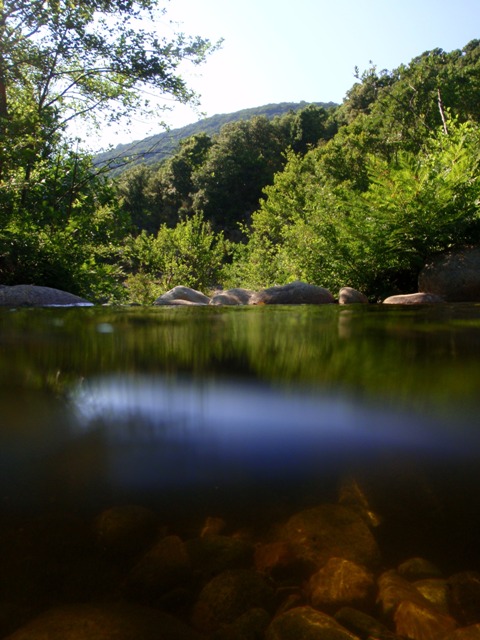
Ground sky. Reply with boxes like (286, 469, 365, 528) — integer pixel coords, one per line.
(85, 0, 480, 150)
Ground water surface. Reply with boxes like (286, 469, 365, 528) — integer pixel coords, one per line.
(1, 303, 480, 569)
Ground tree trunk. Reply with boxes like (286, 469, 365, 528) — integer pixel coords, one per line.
(437, 88, 448, 135)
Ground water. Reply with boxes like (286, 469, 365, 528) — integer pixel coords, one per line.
(1, 303, 480, 612)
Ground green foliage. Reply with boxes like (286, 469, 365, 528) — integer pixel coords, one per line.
(190, 116, 289, 238)
(335, 41, 480, 156)
(123, 213, 229, 301)
(229, 119, 480, 299)
(113, 104, 338, 241)
(116, 165, 157, 232)
(2, 19, 480, 306)
(0, 0, 218, 299)
(0, 147, 129, 300)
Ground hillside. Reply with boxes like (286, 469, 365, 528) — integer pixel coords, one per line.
(94, 101, 337, 175)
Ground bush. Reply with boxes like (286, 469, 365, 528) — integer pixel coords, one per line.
(123, 213, 230, 301)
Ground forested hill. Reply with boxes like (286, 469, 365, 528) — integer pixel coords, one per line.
(94, 101, 337, 174)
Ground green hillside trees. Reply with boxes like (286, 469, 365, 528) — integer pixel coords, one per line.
(227, 118, 480, 299)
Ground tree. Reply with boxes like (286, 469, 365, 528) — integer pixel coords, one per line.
(0, 0, 218, 218)
(0, 0, 218, 175)
(116, 164, 156, 231)
(147, 133, 213, 228)
(335, 41, 480, 156)
(229, 119, 480, 299)
(0, 0, 217, 297)
(190, 116, 287, 239)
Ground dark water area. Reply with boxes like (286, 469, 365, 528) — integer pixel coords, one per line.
(1, 303, 480, 627)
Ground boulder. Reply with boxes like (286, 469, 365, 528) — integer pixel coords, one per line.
(337, 476, 383, 529)
(154, 286, 211, 306)
(277, 504, 381, 571)
(377, 570, 430, 616)
(254, 541, 312, 582)
(444, 625, 480, 640)
(413, 579, 450, 614)
(200, 516, 227, 537)
(186, 535, 254, 580)
(418, 247, 480, 301)
(126, 535, 191, 601)
(447, 571, 480, 625)
(0, 285, 92, 307)
(338, 287, 369, 304)
(210, 288, 255, 305)
(192, 569, 275, 633)
(249, 281, 335, 305)
(382, 292, 444, 304)
(378, 571, 457, 640)
(3, 603, 206, 640)
(334, 607, 399, 640)
(93, 505, 160, 557)
(308, 557, 375, 612)
(211, 608, 270, 640)
(265, 606, 359, 640)
(394, 599, 457, 640)
(397, 557, 443, 581)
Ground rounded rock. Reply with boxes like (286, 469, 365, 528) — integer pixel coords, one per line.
(265, 606, 359, 640)
(419, 247, 480, 302)
(192, 569, 275, 633)
(278, 504, 381, 571)
(338, 287, 368, 304)
(93, 505, 159, 557)
(308, 557, 375, 612)
(249, 281, 335, 305)
(2, 603, 206, 640)
(154, 286, 211, 306)
(382, 292, 444, 304)
(0, 285, 92, 307)
(126, 535, 191, 601)
(210, 288, 255, 305)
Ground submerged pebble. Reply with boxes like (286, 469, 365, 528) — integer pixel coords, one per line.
(2, 491, 480, 639)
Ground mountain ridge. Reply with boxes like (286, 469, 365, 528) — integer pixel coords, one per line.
(94, 100, 337, 175)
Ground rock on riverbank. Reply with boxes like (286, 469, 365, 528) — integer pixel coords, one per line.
(0, 285, 93, 307)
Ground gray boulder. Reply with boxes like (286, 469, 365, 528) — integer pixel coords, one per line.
(153, 286, 211, 306)
(338, 287, 368, 304)
(249, 281, 335, 305)
(0, 285, 92, 307)
(418, 247, 480, 301)
(383, 292, 444, 304)
(209, 288, 255, 305)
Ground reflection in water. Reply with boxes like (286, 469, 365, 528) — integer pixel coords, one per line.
(1, 304, 480, 558)
(69, 375, 475, 500)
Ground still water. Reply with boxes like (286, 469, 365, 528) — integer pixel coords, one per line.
(1, 303, 480, 590)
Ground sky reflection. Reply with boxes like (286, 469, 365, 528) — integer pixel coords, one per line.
(70, 375, 470, 494)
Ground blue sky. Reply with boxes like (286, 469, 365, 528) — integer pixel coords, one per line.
(90, 0, 480, 149)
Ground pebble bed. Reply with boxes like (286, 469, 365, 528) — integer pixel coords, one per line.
(1, 477, 480, 640)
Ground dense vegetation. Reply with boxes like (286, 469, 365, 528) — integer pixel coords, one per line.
(1, 4, 479, 304)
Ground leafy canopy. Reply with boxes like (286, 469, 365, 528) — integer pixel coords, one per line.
(0, 0, 218, 136)
(0, 0, 218, 299)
